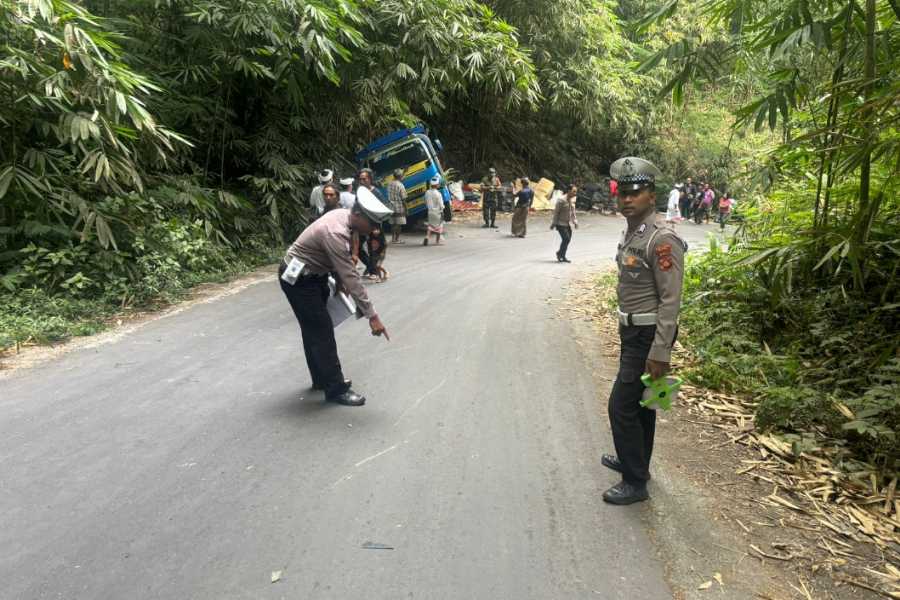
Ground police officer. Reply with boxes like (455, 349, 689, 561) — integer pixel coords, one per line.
(481, 167, 501, 228)
(279, 190, 392, 406)
(602, 157, 686, 505)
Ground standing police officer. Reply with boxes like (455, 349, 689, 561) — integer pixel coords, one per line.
(602, 157, 687, 505)
(481, 167, 501, 228)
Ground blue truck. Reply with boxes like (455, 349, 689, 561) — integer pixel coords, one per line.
(355, 125, 451, 220)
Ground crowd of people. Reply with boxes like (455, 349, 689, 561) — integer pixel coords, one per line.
(306, 167, 451, 284)
(664, 177, 736, 229)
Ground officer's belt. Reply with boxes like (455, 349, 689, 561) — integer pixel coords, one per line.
(617, 310, 657, 327)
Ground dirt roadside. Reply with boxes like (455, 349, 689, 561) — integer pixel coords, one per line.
(560, 267, 898, 600)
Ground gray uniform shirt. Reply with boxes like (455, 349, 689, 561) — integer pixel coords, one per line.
(285, 209, 376, 319)
(615, 211, 686, 363)
(551, 196, 577, 228)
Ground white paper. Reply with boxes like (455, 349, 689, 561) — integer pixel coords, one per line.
(327, 277, 359, 328)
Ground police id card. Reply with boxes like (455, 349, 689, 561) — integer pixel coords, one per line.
(280, 257, 305, 285)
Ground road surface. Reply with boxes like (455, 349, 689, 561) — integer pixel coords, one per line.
(1, 212, 717, 600)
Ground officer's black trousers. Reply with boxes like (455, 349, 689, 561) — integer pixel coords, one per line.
(278, 265, 349, 398)
(483, 201, 496, 226)
(608, 325, 657, 485)
(556, 225, 572, 259)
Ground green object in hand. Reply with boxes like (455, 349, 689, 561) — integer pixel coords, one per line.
(640, 374, 683, 410)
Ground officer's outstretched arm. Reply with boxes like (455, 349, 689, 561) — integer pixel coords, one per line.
(648, 233, 686, 364)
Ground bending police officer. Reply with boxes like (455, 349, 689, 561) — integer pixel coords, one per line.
(279, 192, 392, 406)
(602, 157, 687, 505)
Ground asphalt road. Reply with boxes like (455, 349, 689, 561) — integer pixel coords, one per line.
(1, 212, 718, 600)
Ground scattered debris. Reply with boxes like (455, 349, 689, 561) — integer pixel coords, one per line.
(271, 570, 282, 583)
(361, 541, 394, 550)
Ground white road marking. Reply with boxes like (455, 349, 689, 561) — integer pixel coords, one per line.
(393, 377, 448, 426)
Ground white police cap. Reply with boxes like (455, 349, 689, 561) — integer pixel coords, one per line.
(317, 169, 334, 183)
(339, 177, 354, 186)
(610, 157, 661, 191)
(355, 186, 392, 223)
(430, 175, 441, 185)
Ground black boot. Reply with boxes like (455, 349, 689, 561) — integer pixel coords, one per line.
(601, 454, 622, 473)
(601, 453, 651, 479)
(602, 481, 649, 505)
(326, 389, 366, 406)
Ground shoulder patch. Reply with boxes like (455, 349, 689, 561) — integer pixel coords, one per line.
(655, 229, 688, 253)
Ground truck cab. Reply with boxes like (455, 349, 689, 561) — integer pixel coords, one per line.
(355, 125, 451, 220)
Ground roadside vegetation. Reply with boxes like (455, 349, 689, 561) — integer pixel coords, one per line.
(0, 0, 655, 350)
(639, 0, 900, 479)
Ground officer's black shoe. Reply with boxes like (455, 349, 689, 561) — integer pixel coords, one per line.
(491, 224, 498, 229)
(601, 454, 651, 479)
(312, 379, 351, 391)
(562, 257, 571, 263)
(482, 224, 489, 228)
(601, 453, 623, 473)
(326, 389, 366, 406)
(555, 251, 562, 262)
(602, 481, 649, 505)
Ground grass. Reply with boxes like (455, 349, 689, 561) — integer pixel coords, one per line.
(0, 246, 281, 354)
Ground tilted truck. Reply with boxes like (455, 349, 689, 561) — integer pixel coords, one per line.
(355, 125, 451, 221)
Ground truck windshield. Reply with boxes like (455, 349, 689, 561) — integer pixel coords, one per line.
(368, 140, 430, 179)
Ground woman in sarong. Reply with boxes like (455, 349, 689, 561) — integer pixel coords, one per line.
(511, 177, 534, 237)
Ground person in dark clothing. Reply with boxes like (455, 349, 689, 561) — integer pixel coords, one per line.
(355, 168, 384, 276)
(365, 227, 389, 281)
(550, 184, 578, 262)
(511, 177, 533, 237)
(682, 177, 697, 219)
(321, 183, 341, 214)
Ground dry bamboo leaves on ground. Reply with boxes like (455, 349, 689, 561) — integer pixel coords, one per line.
(558, 269, 900, 598)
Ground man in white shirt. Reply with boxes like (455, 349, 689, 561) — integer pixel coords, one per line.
(339, 177, 356, 209)
(309, 169, 333, 217)
(666, 184, 683, 223)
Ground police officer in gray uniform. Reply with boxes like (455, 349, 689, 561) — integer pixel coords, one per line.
(602, 157, 687, 505)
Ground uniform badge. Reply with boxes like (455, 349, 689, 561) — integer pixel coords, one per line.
(624, 255, 640, 267)
(637, 224, 647, 234)
(656, 242, 675, 271)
